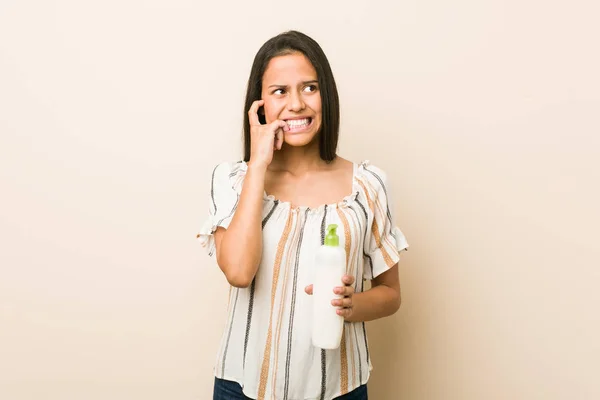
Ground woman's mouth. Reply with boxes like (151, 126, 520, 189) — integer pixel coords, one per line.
(284, 117, 313, 132)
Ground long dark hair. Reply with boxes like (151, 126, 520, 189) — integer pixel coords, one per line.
(242, 31, 340, 162)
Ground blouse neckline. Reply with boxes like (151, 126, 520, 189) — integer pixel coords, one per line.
(234, 160, 367, 214)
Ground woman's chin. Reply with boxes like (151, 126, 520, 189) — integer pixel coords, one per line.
(283, 136, 313, 147)
(282, 133, 317, 148)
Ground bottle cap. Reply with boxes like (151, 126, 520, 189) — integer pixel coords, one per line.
(325, 224, 339, 246)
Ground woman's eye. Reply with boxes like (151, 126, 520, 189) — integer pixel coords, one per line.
(274, 89, 285, 95)
(303, 85, 317, 92)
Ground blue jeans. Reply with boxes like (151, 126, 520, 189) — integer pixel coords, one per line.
(213, 378, 368, 400)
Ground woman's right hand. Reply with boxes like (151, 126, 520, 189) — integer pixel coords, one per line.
(248, 100, 289, 168)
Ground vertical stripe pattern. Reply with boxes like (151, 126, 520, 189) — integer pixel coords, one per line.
(210, 164, 218, 213)
(355, 199, 374, 278)
(257, 212, 294, 400)
(272, 210, 302, 397)
(346, 206, 364, 384)
(244, 201, 281, 366)
(364, 167, 394, 235)
(201, 161, 407, 400)
(283, 208, 310, 400)
(336, 207, 352, 393)
(320, 205, 328, 400)
(221, 288, 240, 377)
(357, 178, 396, 268)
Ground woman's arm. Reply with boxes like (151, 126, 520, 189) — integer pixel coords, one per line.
(341, 264, 401, 323)
(305, 264, 401, 322)
(213, 100, 288, 288)
(213, 163, 267, 288)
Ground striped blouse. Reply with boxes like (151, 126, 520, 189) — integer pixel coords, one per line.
(197, 160, 408, 400)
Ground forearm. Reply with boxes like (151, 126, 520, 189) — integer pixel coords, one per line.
(217, 163, 266, 287)
(345, 283, 401, 323)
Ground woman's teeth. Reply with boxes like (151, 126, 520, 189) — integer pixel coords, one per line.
(286, 118, 311, 128)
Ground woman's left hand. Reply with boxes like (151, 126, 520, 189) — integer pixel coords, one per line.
(305, 275, 356, 319)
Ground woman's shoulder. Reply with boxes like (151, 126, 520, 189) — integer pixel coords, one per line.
(205, 161, 246, 190)
(355, 159, 392, 188)
(209, 160, 248, 193)
(210, 160, 249, 179)
(211, 160, 246, 174)
(330, 156, 354, 171)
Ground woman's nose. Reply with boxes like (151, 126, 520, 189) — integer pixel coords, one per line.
(287, 91, 305, 112)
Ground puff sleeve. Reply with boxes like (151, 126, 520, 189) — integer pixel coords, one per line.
(196, 162, 240, 257)
(361, 165, 409, 279)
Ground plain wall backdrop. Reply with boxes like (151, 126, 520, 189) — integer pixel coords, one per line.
(1, 1, 599, 399)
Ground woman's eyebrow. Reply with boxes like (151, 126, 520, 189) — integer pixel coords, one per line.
(267, 80, 318, 89)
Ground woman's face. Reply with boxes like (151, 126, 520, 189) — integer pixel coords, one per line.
(261, 52, 322, 147)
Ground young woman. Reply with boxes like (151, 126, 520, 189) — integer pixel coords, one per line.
(198, 30, 409, 400)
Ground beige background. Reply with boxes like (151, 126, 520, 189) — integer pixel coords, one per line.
(1, 1, 599, 399)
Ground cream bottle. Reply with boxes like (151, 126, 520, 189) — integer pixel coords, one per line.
(312, 224, 346, 349)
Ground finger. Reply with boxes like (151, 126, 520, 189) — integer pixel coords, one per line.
(336, 308, 352, 318)
(331, 297, 353, 308)
(334, 286, 354, 296)
(248, 100, 265, 126)
(304, 284, 313, 295)
(270, 119, 289, 133)
(342, 275, 355, 286)
(275, 129, 284, 150)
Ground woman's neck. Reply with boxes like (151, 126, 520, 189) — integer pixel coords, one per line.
(269, 142, 332, 175)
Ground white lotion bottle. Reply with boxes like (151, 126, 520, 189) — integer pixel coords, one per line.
(312, 224, 346, 349)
